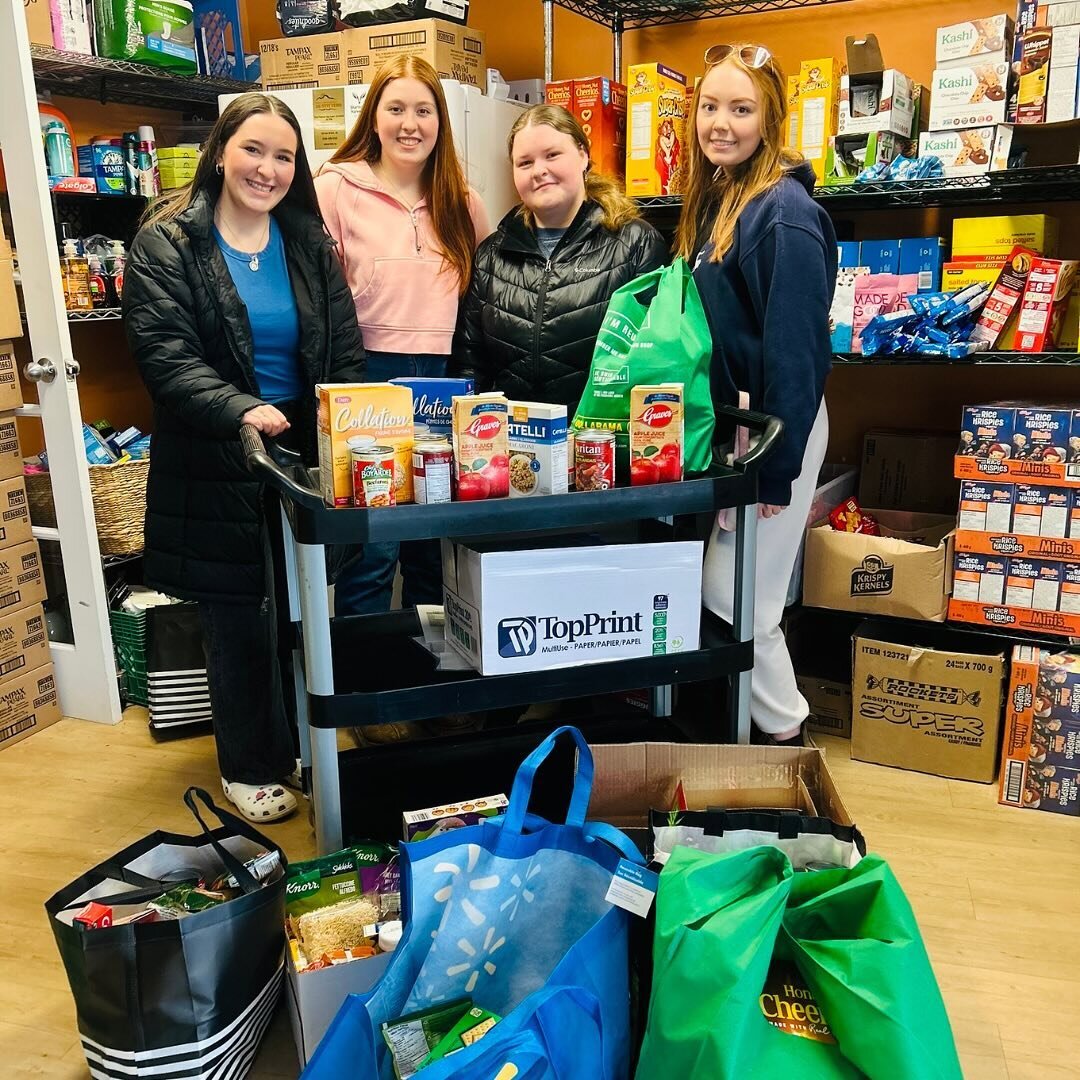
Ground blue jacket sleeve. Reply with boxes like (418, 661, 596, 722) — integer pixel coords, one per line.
(740, 221, 831, 505)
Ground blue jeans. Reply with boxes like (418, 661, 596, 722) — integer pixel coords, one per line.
(334, 352, 448, 616)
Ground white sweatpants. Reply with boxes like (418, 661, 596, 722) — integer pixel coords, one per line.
(702, 401, 829, 735)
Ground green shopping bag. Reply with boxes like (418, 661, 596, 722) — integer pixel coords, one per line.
(636, 847, 962, 1080)
(573, 258, 714, 473)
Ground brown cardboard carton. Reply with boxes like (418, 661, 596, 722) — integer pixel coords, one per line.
(0, 475, 31, 552)
(797, 675, 853, 738)
(0, 222, 22, 342)
(0, 540, 46, 614)
(258, 31, 346, 88)
(802, 509, 955, 622)
(858, 430, 960, 515)
(0, 662, 60, 752)
(23, 0, 55, 46)
(0, 603, 48, 685)
(0, 416, 21, 482)
(851, 621, 1006, 782)
(0, 342, 24, 413)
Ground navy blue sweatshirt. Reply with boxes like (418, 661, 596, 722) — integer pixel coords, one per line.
(693, 161, 837, 506)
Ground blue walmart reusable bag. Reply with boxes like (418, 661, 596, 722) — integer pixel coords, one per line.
(303, 726, 642, 1079)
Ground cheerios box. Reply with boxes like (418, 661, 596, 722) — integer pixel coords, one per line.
(572, 77, 626, 182)
(626, 62, 687, 197)
(316, 383, 414, 507)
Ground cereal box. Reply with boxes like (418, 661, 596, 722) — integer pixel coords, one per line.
(1014, 259, 1080, 352)
(969, 245, 1035, 348)
(928, 62, 1009, 130)
(953, 551, 1007, 603)
(1071, 488, 1080, 539)
(1016, 27, 1052, 124)
(629, 384, 683, 485)
(544, 79, 573, 111)
(451, 393, 509, 501)
(958, 405, 1014, 458)
(572, 77, 626, 182)
(958, 479, 1014, 531)
(1061, 561, 1080, 614)
(798, 57, 841, 182)
(935, 15, 1013, 69)
(786, 73, 800, 149)
(1013, 408, 1071, 462)
(626, 62, 687, 197)
(1005, 557, 1061, 610)
(316, 383, 414, 507)
(507, 401, 568, 498)
(1012, 484, 1069, 538)
(390, 376, 474, 435)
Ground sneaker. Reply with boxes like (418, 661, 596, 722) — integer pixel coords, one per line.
(283, 757, 304, 792)
(425, 712, 485, 735)
(221, 778, 297, 823)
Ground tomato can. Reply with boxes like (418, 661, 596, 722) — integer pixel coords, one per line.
(575, 430, 616, 491)
(413, 438, 453, 505)
(352, 445, 397, 508)
(567, 430, 576, 490)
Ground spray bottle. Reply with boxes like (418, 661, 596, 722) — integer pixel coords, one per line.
(137, 125, 160, 197)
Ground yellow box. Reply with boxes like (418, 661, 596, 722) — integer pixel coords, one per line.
(786, 73, 801, 150)
(951, 214, 1060, 261)
(626, 62, 687, 197)
(796, 58, 841, 183)
(316, 383, 414, 507)
(1056, 281, 1079, 352)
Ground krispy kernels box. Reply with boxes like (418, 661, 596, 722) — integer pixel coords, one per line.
(626, 62, 687, 197)
(316, 383, 414, 506)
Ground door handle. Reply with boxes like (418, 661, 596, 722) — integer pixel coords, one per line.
(65, 359, 81, 380)
(23, 358, 57, 383)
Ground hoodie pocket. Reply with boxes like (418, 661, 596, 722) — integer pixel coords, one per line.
(355, 256, 456, 336)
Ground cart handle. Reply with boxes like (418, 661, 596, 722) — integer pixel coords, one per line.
(240, 423, 323, 509)
(714, 404, 784, 474)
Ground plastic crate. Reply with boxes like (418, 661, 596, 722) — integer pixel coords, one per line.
(110, 608, 147, 706)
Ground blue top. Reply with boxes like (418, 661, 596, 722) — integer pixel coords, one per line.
(535, 227, 567, 260)
(214, 217, 303, 404)
(693, 162, 837, 506)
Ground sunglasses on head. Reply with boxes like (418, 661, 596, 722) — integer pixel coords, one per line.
(704, 44, 772, 69)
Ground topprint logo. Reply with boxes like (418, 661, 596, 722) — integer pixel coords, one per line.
(498, 617, 537, 658)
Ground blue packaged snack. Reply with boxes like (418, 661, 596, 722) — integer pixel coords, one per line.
(82, 423, 118, 465)
(390, 377, 474, 434)
(125, 435, 152, 460)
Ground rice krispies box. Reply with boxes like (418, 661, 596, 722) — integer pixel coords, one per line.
(957, 405, 1014, 459)
(958, 479, 1013, 532)
(626, 62, 687, 197)
(952, 551, 1006, 604)
(1012, 483, 1070, 538)
(1013, 408, 1070, 463)
(954, 404, 1080, 485)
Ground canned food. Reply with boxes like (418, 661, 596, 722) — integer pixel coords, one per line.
(575, 430, 616, 491)
(413, 438, 453, 505)
(567, 430, 575, 489)
(352, 445, 397, 508)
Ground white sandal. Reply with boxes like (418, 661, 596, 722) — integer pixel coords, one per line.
(221, 778, 297, 823)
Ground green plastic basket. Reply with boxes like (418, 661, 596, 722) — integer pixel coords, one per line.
(110, 608, 147, 706)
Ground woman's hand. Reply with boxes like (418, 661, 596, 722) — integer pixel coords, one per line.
(241, 405, 291, 437)
(759, 504, 785, 519)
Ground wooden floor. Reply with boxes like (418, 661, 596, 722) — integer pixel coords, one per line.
(2, 710, 1078, 1079)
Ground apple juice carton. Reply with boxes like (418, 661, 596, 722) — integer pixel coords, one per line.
(316, 383, 414, 506)
(630, 384, 684, 485)
(451, 393, 509, 501)
(626, 62, 687, 197)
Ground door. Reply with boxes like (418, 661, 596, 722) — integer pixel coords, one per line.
(0, 6, 122, 724)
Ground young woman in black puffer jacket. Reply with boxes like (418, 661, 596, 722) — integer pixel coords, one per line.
(452, 105, 667, 412)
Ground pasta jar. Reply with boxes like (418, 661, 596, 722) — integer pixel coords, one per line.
(352, 445, 397, 508)
(575, 430, 616, 491)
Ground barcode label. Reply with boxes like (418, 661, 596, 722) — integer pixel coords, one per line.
(0, 715, 34, 745)
(811, 714, 844, 730)
(0, 590, 20, 610)
(1005, 760, 1025, 805)
(0, 656, 25, 677)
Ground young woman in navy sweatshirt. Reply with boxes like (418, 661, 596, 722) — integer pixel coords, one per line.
(678, 44, 837, 745)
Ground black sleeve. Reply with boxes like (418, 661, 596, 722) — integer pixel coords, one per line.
(123, 227, 264, 439)
(450, 252, 494, 392)
(323, 244, 366, 383)
(631, 221, 670, 276)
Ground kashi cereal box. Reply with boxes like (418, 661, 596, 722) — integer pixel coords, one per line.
(630, 384, 684, 485)
(626, 62, 687, 197)
(451, 393, 509, 501)
(316, 383, 414, 507)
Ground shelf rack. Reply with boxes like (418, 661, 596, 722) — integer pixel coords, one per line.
(832, 351, 1080, 366)
(551, 0, 855, 29)
(68, 308, 123, 322)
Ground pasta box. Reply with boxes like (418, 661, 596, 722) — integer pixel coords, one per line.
(390, 377, 474, 435)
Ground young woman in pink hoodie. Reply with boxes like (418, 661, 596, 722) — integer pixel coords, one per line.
(315, 56, 489, 628)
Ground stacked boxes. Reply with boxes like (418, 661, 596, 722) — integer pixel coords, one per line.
(625, 63, 687, 197)
(158, 147, 200, 191)
(572, 78, 627, 182)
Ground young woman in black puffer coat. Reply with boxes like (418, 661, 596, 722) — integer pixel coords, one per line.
(123, 93, 364, 823)
(452, 104, 667, 411)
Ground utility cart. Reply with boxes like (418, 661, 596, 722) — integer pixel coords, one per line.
(242, 404, 781, 854)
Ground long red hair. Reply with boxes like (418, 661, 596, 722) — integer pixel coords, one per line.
(329, 56, 475, 294)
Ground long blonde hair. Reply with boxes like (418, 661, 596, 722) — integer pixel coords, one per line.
(328, 56, 476, 295)
(675, 46, 802, 262)
(507, 105, 641, 232)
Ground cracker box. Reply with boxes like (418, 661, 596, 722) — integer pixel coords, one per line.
(1014, 259, 1080, 352)
(1005, 557, 1061, 611)
(451, 393, 509, 501)
(0, 663, 60, 753)
(626, 63, 687, 197)
(958, 479, 1014, 532)
(544, 79, 573, 111)
(572, 77, 627, 181)
(390, 377, 474, 435)
(316, 383, 414, 507)
(507, 400, 568, 498)
(630, 384, 684, 485)
(942, 260, 1005, 297)
(1062, 561, 1080, 614)
(951, 213, 1058, 262)
(953, 551, 1007, 604)
(935, 15, 1013, 69)
(969, 245, 1036, 348)
(1012, 484, 1069, 538)
(402, 793, 508, 841)
(958, 405, 1014, 459)
(1013, 407, 1071, 463)
(918, 125, 1012, 178)
(797, 57, 842, 181)
(928, 62, 1009, 130)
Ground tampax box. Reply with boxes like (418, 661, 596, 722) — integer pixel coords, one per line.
(918, 125, 1012, 177)
(1005, 557, 1061, 611)
(0, 604, 48, 685)
(572, 77, 627, 181)
(316, 383, 414, 506)
(935, 15, 1013, 69)
(0, 223, 22, 342)
(390, 376, 474, 435)
(953, 551, 1007, 604)
(898, 237, 948, 292)
(1013, 407, 1070, 463)
(0, 416, 22, 482)
(507, 400, 568, 498)
(442, 538, 702, 675)
(928, 61, 1009, 130)
(951, 213, 1058, 261)
(1012, 483, 1069, 538)
(0, 541, 46, 614)
(0, 476, 32, 552)
(259, 30, 345, 88)
(958, 479, 1014, 532)
(958, 405, 1014, 459)
(626, 63, 687, 197)
(797, 57, 842, 181)
(1014, 259, 1080, 352)
(76, 144, 126, 196)
(851, 620, 1006, 783)
(0, 663, 60, 753)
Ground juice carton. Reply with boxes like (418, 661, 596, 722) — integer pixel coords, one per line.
(451, 393, 509, 500)
(626, 62, 687, 197)
(572, 77, 627, 182)
(958, 404, 1014, 458)
(1014, 259, 1080, 352)
(507, 401, 568, 498)
(796, 57, 841, 182)
(1013, 407, 1071, 462)
(630, 384, 684, 485)
(390, 377, 474, 435)
(316, 383, 414, 507)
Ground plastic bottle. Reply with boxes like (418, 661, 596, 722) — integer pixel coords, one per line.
(106, 240, 126, 304)
(87, 254, 109, 309)
(137, 125, 160, 197)
(60, 239, 92, 312)
(43, 119, 75, 178)
(122, 132, 139, 195)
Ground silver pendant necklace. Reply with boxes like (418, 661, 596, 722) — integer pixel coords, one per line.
(217, 214, 270, 273)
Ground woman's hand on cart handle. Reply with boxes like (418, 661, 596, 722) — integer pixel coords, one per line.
(759, 504, 784, 519)
(714, 405, 784, 473)
(241, 404, 291, 437)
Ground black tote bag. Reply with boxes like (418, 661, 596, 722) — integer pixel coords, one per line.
(46, 788, 287, 1079)
(146, 603, 213, 733)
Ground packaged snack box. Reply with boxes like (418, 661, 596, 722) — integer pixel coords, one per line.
(958, 479, 1013, 532)
(451, 393, 509, 500)
(572, 77, 626, 181)
(1013, 407, 1070, 462)
(1014, 259, 1080, 352)
(402, 794, 509, 841)
(928, 62, 1009, 129)
(1016, 28, 1052, 124)
(507, 401, 568, 498)
(1062, 562, 1080, 615)
(798, 57, 842, 181)
(1005, 557, 1061, 611)
(958, 405, 1014, 459)
(935, 15, 1013, 69)
(626, 62, 687, 197)
(953, 551, 1007, 604)
(951, 213, 1058, 262)
(1012, 484, 1069, 538)
(390, 376, 474, 435)
(917, 126, 1012, 178)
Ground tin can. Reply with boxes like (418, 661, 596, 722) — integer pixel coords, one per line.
(575, 431, 616, 491)
(414, 422, 432, 439)
(567, 430, 576, 489)
(352, 445, 396, 508)
(413, 438, 453, 505)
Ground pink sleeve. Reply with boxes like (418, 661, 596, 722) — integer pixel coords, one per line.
(468, 189, 492, 247)
(315, 173, 347, 273)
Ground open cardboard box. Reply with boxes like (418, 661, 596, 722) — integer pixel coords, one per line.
(837, 34, 917, 138)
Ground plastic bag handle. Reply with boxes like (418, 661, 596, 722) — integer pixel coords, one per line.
(502, 726, 593, 836)
(511, 812, 645, 866)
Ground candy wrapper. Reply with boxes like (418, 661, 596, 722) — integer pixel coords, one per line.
(829, 498, 880, 535)
(856, 154, 945, 184)
(859, 283, 991, 358)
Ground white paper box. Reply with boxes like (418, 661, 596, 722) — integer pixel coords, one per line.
(838, 69, 916, 137)
(442, 540, 703, 675)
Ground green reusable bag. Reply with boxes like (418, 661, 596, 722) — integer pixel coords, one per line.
(573, 258, 714, 474)
(636, 847, 963, 1080)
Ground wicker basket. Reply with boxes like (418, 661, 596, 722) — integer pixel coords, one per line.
(25, 458, 149, 557)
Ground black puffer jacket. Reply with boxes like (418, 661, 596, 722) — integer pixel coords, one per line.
(452, 201, 668, 411)
(123, 192, 364, 604)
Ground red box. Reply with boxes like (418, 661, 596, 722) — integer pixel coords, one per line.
(73, 902, 113, 929)
(572, 76, 627, 181)
(969, 246, 1037, 349)
(544, 80, 574, 112)
(1014, 258, 1080, 352)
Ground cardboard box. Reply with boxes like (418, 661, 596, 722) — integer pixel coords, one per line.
(797, 675, 853, 738)
(953, 550, 1008, 604)
(851, 622, 1006, 783)
(802, 509, 955, 622)
(825, 130, 912, 187)
(0, 417, 22, 483)
(955, 527, 1080, 562)
(0, 541, 45, 614)
(899, 237, 948, 292)
(23, 0, 54, 46)
(572, 77, 626, 181)
(787, 464, 858, 604)
(0, 223, 21, 343)
(859, 240, 900, 275)
(838, 68, 916, 138)
(859, 430, 961, 515)
(0, 662, 60, 753)
(442, 538, 702, 675)
(948, 595, 1080, 636)
(0, 344, 24, 415)
(918, 125, 1012, 177)
(1014, 259, 1080, 352)
(952, 213, 1058, 261)
(1016, 27, 1052, 124)
(797, 56, 842, 181)
(0, 476, 31, 552)
(936, 14, 1014, 69)
(928, 61, 1010, 130)
(0, 604, 48, 685)
(1046, 24, 1080, 123)
(626, 63, 687, 197)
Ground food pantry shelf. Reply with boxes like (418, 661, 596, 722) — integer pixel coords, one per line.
(553, 0, 855, 28)
(832, 352, 1080, 366)
(303, 607, 752, 728)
